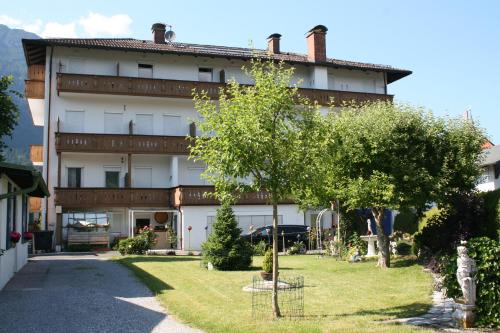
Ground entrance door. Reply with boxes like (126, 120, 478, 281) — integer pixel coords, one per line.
(135, 218, 150, 234)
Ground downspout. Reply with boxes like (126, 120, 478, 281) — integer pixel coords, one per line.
(45, 46, 54, 230)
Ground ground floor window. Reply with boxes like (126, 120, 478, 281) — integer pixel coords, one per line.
(5, 182, 16, 250)
(21, 195, 28, 242)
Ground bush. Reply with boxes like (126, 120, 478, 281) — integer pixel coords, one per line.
(118, 226, 157, 255)
(287, 241, 305, 255)
(201, 203, 253, 270)
(262, 249, 273, 273)
(441, 237, 500, 328)
(347, 232, 367, 255)
(418, 207, 441, 232)
(395, 240, 412, 255)
(413, 193, 487, 259)
(394, 208, 419, 234)
(252, 240, 268, 256)
(481, 189, 500, 240)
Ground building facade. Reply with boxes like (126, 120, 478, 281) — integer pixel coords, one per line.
(0, 163, 49, 289)
(22, 24, 411, 250)
(477, 145, 500, 192)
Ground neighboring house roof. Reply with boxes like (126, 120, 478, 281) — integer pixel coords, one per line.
(0, 162, 49, 198)
(22, 38, 412, 84)
(482, 145, 500, 166)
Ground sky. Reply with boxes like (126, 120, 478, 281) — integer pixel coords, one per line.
(1, 0, 499, 142)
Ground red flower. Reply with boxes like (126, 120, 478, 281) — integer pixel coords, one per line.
(10, 231, 21, 243)
(23, 232, 33, 240)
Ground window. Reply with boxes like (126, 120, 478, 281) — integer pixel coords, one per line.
(65, 110, 84, 133)
(138, 64, 153, 78)
(22, 195, 28, 243)
(67, 168, 82, 188)
(163, 115, 183, 136)
(133, 167, 152, 188)
(104, 112, 123, 134)
(198, 68, 213, 82)
(105, 171, 120, 188)
(135, 114, 153, 135)
(5, 183, 14, 249)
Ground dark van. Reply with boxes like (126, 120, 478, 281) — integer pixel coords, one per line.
(242, 225, 309, 252)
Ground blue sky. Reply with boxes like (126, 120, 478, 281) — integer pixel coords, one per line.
(2, 0, 499, 142)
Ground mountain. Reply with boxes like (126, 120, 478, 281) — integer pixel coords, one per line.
(0, 24, 43, 154)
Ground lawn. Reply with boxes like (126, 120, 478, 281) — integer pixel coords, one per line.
(117, 255, 435, 333)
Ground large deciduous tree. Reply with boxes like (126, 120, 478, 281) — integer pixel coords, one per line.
(297, 101, 485, 268)
(0, 75, 21, 160)
(190, 59, 319, 317)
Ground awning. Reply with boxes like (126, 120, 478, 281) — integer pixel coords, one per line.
(0, 162, 50, 199)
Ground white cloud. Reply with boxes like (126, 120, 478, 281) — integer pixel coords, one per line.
(41, 22, 77, 38)
(23, 19, 43, 35)
(0, 14, 22, 27)
(79, 12, 132, 37)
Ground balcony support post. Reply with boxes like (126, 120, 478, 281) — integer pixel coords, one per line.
(127, 153, 132, 188)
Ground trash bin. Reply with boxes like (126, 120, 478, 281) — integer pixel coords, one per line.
(33, 231, 53, 252)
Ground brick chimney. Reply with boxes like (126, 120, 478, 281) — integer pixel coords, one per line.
(306, 25, 328, 62)
(267, 33, 282, 54)
(151, 23, 166, 44)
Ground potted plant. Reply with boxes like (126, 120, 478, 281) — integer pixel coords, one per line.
(261, 249, 276, 281)
(10, 231, 21, 247)
(23, 232, 34, 241)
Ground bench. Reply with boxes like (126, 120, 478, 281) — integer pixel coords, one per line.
(68, 229, 110, 247)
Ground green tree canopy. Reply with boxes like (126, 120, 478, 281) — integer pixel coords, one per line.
(0, 75, 21, 160)
(191, 59, 319, 317)
(297, 101, 486, 267)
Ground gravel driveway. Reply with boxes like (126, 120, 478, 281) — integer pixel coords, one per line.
(0, 253, 202, 333)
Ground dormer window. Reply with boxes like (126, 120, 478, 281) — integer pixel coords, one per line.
(138, 64, 153, 78)
(198, 67, 213, 82)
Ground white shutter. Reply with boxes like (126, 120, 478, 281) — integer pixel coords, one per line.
(135, 114, 153, 135)
(163, 115, 183, 135)
(65, 110, 84, 133)
(104, 113, 123, 134)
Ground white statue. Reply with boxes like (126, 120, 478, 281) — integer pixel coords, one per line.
(456, 242, 477, 305)
(452, 241, 477, 328)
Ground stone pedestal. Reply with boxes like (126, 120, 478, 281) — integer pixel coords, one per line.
(360, 235, 377, 256)
(452, 302, 475, 328)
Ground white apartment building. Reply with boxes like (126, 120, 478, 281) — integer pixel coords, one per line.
(22, 24, 411, 250)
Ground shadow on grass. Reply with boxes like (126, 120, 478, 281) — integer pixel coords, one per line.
(117, 255, 201, 264)
(391, 257, 419, 268)
(298, 302, 430, 321)
(115, 257, 177, 293)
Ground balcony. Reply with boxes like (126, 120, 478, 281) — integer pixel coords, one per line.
(29, 144, 43, 164)
(56, 73, 393, 106)
(54, 186, 294, 209)
(173, 186, 294, 206)
(25, 64, 45, 99)
(54, 188, 172, 208)
(55, 132, 191, 154)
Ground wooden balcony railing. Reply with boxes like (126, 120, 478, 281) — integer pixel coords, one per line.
(25, 80, 45, 99)
(30, 144, 43, 163)
(57, 73, 393, 106)
(55, 132, 191, 154)
(54, 188, 172, 208)
(173, 186, 295, 206)
(54, 186, 294, 208)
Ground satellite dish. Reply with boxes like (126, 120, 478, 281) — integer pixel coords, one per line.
(165, 29, 176, 43)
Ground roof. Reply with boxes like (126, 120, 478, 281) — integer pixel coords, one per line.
(482, 145, 500, 166)
(22, 38, 412, 84)
(0, 162, 49, 198)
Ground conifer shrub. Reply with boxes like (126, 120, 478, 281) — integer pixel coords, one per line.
(201, 203, 253, 270)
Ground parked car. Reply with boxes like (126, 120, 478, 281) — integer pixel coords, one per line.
(242, 225, 309, 252)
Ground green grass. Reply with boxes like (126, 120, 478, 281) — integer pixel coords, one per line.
(116, 255, 435, 333)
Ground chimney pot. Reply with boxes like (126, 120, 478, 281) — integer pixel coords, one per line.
(151, 23, 166, 44)
(306, 25, 328, 62)
(267, 33, 282, 54)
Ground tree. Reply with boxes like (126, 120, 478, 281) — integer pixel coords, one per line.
(191, 59, 319, 317)
(202, 203, 253, 270)
(0, 75, 21, 160)
(297, 101, 485, 268)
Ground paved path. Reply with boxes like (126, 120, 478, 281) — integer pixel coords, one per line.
(0, 254, 202, 333)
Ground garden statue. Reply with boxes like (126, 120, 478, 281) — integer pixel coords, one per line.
(390, 241, 398, 255)
(452, 241, 477, 328)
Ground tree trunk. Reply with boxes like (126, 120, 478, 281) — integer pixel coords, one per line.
(372, 208, 390, 268)
(271, 202, 281, 318)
